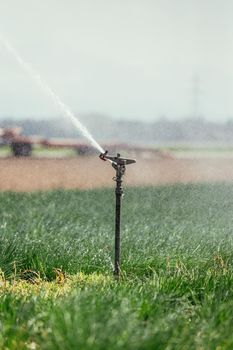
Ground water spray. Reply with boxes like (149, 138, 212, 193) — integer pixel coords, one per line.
(0, 35, 104, 154)
(100, 151, 136, 277)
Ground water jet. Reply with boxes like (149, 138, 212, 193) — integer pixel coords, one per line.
(0, 35, 104, 154)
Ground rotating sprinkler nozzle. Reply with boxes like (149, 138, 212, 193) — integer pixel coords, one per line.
(100, 151, 136, 277)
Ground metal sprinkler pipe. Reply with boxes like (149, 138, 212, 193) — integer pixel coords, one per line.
(100, 151, 136, 277)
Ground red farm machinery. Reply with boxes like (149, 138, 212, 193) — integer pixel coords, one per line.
(0, 127, 96, 157)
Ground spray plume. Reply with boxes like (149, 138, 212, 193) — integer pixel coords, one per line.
(0, 35, 104, 154)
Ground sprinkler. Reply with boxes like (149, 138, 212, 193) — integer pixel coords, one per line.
(100, 151, 136, 277)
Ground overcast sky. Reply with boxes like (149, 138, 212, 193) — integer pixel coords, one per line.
(0, 0, 233, 122)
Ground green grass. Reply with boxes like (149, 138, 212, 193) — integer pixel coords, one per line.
(0, 145, 11, 157)
(0, 145, 77, 158)
(32, 145, 77, 157)
(1, 184, 233, 349)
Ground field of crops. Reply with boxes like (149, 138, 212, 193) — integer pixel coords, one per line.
(1, 184, 233, 349)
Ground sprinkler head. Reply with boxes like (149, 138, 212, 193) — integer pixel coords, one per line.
(99, 150, 108, 161)
(99, 151, 136, 167)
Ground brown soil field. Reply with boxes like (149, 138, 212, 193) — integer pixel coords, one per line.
(1, 156, 233, 192)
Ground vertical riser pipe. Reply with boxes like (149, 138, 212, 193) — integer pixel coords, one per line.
(114, 177, 123, 276)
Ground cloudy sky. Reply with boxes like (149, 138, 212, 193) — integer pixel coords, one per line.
(0, 0, 233, 121)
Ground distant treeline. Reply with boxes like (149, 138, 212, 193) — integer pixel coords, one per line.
(1, 115, 233, 145)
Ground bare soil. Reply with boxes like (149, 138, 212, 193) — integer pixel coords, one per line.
(1, 156, 233, 192)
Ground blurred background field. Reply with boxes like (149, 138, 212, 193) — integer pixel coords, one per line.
(3, 143, 233, 159)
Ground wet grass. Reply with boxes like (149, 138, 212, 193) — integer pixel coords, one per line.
(1, 184, 233, 349)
